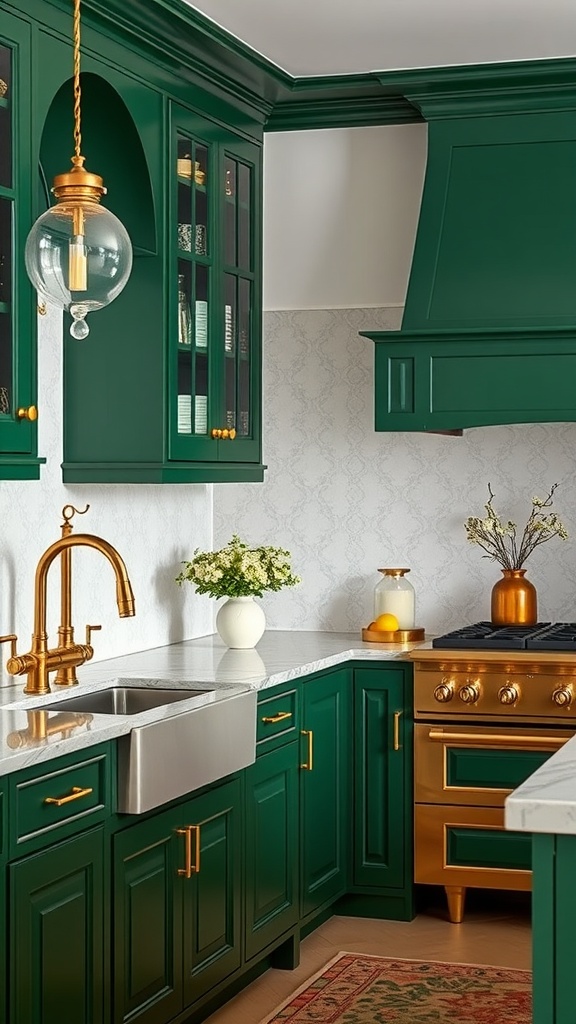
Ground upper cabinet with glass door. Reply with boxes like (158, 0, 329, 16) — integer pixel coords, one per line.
(0, 15, 43, 479)
(170, 106, 264, 482)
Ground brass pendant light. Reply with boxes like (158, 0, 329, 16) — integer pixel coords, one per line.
(25, 0, 133, 338)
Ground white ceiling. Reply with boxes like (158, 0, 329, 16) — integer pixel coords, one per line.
(184, 0, 576, 77)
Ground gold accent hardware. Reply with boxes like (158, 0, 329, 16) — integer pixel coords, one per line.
(192, 825, 201, 873)
(44, 785, 93, 807)
(211, 428, 223, 439)
(498, 684, 519, 706)
(85, 624, 102, 646)
(16, 405, 38, 421)
(553, 686, 573, 707)
(434, 680, 454, 703)
(37, 302, 47, 316)
(445, 885, 466, 924)
(3, 508, 135, 696)
(428, 728, 568, 747)
(393, 711, 402, 751)
(458, 681, 480, 704)
(0, 635, 18, 659)
(177, 826, 193, 878)
(300, 729, 313, 771)
(221, 429, 237, 440)
(261, 711, 292, 724)
(6, 709, 93, 748)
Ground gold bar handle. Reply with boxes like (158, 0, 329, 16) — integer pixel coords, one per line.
(261, 711, 292, 724)
(177, 826, 193, 878)
(428, 729, 569, 748)
(300, 729, 313, 771)
(191, 825, 201, 873)
(393, 711, 402, 751)
(44, 785, 93, 807)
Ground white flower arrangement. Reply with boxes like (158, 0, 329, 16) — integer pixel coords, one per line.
(464, 483, 568, 570)
(176, 534, 301, 599)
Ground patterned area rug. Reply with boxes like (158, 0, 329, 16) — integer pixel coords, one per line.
(259, 952, 532, 1023)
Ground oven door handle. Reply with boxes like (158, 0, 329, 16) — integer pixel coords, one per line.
(428, 728, 569, 748)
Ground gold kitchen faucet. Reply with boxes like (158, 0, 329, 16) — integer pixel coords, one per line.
(0, 505, 135, 696)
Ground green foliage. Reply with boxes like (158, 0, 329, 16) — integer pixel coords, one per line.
(176, 534, 301, 599)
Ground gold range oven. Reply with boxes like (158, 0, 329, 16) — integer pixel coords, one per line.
(409, 622, 576, 923)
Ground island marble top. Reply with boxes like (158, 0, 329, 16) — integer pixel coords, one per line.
(505, 735, 576, 838)
(0, 630, 425, 776)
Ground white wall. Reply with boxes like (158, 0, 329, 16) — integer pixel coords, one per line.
(263, 125, 427, 310)
(0, 305, 213, 687)
(213, 126, 576, 633)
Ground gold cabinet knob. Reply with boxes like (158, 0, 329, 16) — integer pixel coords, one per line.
(498, 684, 519, 706)
(211, 428, 222, 439)
(552, 686, 573, 708)
(433, 681, 454, 703)
(17, 405, 38, 421)
(228, 428, 236, 440)
(459, 682, 480, 704)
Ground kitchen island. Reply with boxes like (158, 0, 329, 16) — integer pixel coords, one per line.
(506, 735, 576, 1024)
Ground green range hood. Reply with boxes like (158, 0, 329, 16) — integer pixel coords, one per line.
(361, 59, 576, 432)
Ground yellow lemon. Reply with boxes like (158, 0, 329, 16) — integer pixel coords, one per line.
(374, 612, 399, 632)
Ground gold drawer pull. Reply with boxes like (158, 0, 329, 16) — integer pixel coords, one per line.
(300, 729, 313, 771)
(393, 711, 402, 751)
(44, 785, 93, 807)
(17, 405, 38, 422)
(211, 428, 222, 439)
(261, 711, 292, 724)
(428, 729, 568, 748)
(177, 825, 201, 878)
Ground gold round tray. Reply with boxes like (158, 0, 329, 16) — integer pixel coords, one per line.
(361, 626, 425, 643)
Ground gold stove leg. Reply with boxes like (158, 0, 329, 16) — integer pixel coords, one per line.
(445, 885, 466, 923)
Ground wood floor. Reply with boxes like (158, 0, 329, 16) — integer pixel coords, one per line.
(204, 890, 532, 1024)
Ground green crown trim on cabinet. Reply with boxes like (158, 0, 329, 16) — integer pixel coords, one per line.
(0, 12, 43, 480)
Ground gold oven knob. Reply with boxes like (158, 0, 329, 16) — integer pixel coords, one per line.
(498, 684, 519, 706)
(459, 682, 480, 704)
(552, 686, 573, 708)
(433, 681, 454, 703)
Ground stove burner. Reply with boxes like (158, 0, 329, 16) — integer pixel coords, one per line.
(431, 621, 576, 651)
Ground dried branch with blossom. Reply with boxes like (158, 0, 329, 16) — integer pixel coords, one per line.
(464, 483, 568, 570)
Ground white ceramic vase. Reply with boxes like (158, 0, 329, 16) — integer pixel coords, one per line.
(216, 596, 266, 649)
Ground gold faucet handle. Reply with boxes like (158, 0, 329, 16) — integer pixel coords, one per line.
(0, 634, 18, 659)
(85, 624, 102, 647)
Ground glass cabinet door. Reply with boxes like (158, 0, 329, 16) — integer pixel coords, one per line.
(0, 17, 39, 475)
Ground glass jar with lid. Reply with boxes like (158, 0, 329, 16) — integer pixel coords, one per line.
(374, 568, 415, 629)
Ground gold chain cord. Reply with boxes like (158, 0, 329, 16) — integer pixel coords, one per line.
(73, 0, 82, 159)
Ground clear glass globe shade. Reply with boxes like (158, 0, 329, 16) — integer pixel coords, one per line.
(24, 200, 133, 318)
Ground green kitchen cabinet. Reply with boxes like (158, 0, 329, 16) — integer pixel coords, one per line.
(244, 742, 299, 961)
(531, 832, 576, 1024)
(9, 827, 106, 1024)
(0, 781, 5, 1024)
(352, 664, 414, 918)
(300, 668, 350, 922)
(112, 777, 241, 1024)
(0, 12, 42, 479)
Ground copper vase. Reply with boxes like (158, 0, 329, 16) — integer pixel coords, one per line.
(491, 569, 537, 626)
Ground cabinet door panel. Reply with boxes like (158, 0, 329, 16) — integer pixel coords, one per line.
(245, 744, 299, 960)
(9, 829, 105, 1024)
(353, 667, 411, 889)
(182, 779, 241, 1007)
(300, 670, 349, 919)
(113, 808, 182, 1024)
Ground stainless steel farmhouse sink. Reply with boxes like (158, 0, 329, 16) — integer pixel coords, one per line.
(45, 685, 209, 716)
(35, 682, 257, 814)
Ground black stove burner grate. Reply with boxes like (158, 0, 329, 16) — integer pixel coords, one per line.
(430, 621, 576, 650)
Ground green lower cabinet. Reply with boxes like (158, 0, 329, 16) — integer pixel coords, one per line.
(300, 669, 350, 921)
(244, 743, 299, 960)
(112, 777, 241, 1024)
(353, 666, 413, 893)
(0, 784, 6, 1024)
(9, 828, 105, 1024)
(532, 831, 576, 1024)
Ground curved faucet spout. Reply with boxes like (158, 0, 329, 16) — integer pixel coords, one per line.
(34, 533, 136, 639)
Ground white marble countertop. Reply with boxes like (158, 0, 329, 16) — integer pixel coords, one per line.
(505, 733, 576, 836)
(0, 631, 424, 776)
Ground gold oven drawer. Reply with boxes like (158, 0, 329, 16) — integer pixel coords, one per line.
(256, 687, 299, 752)
(10, 745, 110, 853)
(414, 722, 572, 807)
(414, 803, 532, 891)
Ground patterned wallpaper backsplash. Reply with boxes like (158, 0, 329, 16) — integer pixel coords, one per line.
(0, 304, 212, 686)
(214, 308, 576, 635)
